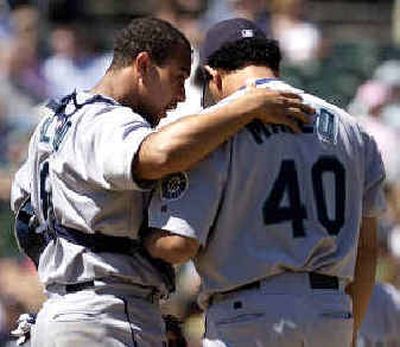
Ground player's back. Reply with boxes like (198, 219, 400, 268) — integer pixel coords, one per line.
(195, 79, 384, 294)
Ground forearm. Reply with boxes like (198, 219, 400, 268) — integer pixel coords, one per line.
(347, 218, 378, 335)
(348, 252, 376, 336)
(135, 101, 253, 180)
(144, 229, 200, 264)
(134, 86, 313, 180)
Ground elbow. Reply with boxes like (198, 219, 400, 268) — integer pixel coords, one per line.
(157, 248, 196, 265)
(135, 141, 178, 181)
(146, 232, 200, 265)
(149, 143, 176, 178)
(155, 238, 199, 265)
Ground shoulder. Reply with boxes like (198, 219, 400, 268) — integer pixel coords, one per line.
(269, 80, 366, 136)
(303, 91, 372, 141)
(73, 94, 152, 128)
(200, 88, 246, 115)
(302, 92, 352, 121)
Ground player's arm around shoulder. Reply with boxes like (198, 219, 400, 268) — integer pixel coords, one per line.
(133, 87, 314, 181)
(144, 229, 200, 265)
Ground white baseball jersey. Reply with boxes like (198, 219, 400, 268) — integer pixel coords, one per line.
(11, 91, 169, 292)
(149, 79, 386, 296)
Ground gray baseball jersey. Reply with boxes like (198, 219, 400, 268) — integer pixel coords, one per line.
(358, 282, 400, 346)
(149, 79, 386, 296)
(11, 91, 169, 293)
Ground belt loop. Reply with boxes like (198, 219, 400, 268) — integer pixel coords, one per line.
(208, 272, 342, 306)
(308, 272, 339, 290)
(65, 280, 95, 293)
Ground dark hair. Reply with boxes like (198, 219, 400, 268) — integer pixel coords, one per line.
(206, 38, 281, 73)
(110, 17, 191, 70)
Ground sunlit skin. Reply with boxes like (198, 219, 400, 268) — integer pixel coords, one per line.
(91, 44, 191, 127)
(138, 47, 191, 125)
(204, 64, 279, 104)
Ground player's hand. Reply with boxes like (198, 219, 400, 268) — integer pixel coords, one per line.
(238, 84, 315, 133)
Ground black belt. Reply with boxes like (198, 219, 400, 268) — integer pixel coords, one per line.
(309, 272, 339, 290)
(65, 280, 95, 293)
(210, 272, 339, 305)
(51, 224, 176, 293)
(63, 280, 162, 303)
(54, 223, 141, 255)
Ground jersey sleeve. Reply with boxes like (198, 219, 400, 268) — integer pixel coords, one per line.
(83, 107, 154, 191)
(10, 119, 43, 212)
(10, 160, 31, 212)
(148, 145, 230, 246)
(362, 131, 386, 217)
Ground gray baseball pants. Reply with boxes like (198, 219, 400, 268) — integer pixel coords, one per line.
(31, 282, 167, 347)
(203, 272, 353, 347)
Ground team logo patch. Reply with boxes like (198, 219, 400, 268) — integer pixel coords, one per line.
(160, 172, 189, 201)
(316, 108, 338, 145)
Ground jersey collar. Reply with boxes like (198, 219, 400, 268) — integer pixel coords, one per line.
(238, 78, 279, 91)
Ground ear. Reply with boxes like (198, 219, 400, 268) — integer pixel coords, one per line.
(134, 52, 152, 80)
(204, 65, 223, 91)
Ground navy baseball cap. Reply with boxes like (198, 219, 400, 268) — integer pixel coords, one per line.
(200, 18, 266, 65)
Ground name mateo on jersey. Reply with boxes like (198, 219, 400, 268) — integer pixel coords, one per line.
(246, 108, 336, 145)
(246, 120, 313, 144)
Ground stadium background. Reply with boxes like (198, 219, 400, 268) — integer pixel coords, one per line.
(0, 0, 399, 345)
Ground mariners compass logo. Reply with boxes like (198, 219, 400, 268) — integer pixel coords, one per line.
(160, 172, 189, 201)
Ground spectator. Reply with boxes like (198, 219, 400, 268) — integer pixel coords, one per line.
(0, 0, 12, 68)
(155, 0, 206, 47)
(270, 0, 322, 65)
(0, 0, 10, 36)
(201, 0, 271, 35)
(3, 5, 47, 102)
(349, 80, 400, 185)
(0, 296, 27, 347)
(373, 60, 400, 130)
(0, 99, 11, 167)
(0, 5, 44, 175)
(42, 23, 111, 99)
(349, 80, 400, 227)
(0, 301, 5, 346)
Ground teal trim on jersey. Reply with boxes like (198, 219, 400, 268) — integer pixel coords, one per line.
(201, 77, 278, 108)
(254, 78, 279, 86)
(45, 91, 117, 151)
(238, 78, 279, 91)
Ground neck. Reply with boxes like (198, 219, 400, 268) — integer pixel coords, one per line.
(90, 67, 139, 108)
(221, 66, 277, 99)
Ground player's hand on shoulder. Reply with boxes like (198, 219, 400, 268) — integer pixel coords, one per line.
(240, 84, 315, 133)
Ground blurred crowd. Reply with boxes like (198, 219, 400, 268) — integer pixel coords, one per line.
(0, 0, 400, 346)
